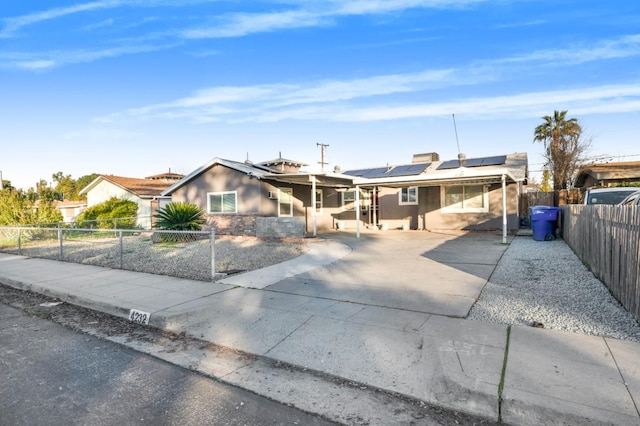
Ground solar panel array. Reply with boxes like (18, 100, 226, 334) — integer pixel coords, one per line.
(436, 155, 507, 170)
(343, 163, 430, 179)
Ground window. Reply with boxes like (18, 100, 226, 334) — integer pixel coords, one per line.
(399, 187, 418, 205)
(207, 191, 237, 214)
(441, 185, 488, 213)
(279, 188, 293, 217)
(342, 190, 356, 210)
(314, 189, 323, 215)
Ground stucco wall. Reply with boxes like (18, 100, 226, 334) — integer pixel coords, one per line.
(171, 164, 262, 214)
(418, 183, 520, 231)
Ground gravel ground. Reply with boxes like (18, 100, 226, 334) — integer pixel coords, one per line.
(468, 236, 640, 342)
(1, 235, 308, 283)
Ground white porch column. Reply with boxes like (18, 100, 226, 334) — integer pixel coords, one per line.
(372, 186, 378, 228)
(311, 175, 317, 237)
(502, 174, 507, 244)
(355, 185, 361, 239)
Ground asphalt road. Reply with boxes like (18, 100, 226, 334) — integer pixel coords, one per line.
(0, 303, 336, 426)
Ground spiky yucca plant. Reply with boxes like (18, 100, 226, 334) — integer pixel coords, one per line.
(153, 203, 205, 243)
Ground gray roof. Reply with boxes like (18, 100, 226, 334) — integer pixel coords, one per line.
(163, 152, 528, 196)
(162, 157, 272, 196)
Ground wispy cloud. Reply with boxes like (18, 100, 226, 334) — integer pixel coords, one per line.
(2, 0, 489, 68)
(103, 48, 640, 124)
(496, 34, 640, 65)
(0, 0, 123, 38)
(182, 10, 330, 39)
(492, 19, 547, 29)
(83, 18, 115, 31)
(181, 0, 491, 39)
(326, 84, 640, 122)
(120, 67, 477, 120)
(2, 43, 178, 70)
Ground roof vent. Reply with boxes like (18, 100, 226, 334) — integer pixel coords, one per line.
(458, 153, 467, 167)
(333, 165, 342, 174)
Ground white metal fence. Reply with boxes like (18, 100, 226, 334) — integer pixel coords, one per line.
(0, 227, 217, 281)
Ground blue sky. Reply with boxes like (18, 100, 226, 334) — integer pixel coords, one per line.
(1, 0, 639, 190)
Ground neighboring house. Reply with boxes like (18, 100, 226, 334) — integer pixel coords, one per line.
(54, 199, 88, 223)
(162, 152, 528, 238)
(79, 174, 180, 229)
(575, 161, 640, 190)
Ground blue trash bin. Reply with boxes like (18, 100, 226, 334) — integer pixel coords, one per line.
(530, 206, 561, 241)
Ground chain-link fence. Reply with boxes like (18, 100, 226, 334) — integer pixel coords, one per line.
(37, 216, 154, 230)
(0, 227, 216, 281)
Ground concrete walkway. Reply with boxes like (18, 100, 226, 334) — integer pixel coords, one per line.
(1, 231, 639, 425)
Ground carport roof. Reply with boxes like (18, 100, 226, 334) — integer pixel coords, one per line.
(346, 152, 528, 188)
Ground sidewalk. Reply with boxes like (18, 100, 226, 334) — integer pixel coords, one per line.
(1, 233, 639, 425)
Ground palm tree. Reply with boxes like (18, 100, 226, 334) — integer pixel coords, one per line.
(533, 110, 586, 191)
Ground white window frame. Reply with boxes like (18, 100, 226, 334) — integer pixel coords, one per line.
(441, 185, 489, 213)
(313, 189, 323, 215)
(207, 191, 237, 214)
(278, 188, 293, 217)
(342, 189, 356, 211)
(398, 187, 418, 205)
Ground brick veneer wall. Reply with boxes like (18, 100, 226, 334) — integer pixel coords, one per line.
(256, 217, 305, 238)
(205, 215, 257, 236)
(204, 215, 305, 238)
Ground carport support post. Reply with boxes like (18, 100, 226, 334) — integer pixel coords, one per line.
(355, 185, 361, 238)
(311, 175, 317, 237)
(502, 174, 507, 244)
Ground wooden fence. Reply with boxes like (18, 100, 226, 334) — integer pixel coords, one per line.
(520, 192, 554, 214)
(561, 205, 640, 322)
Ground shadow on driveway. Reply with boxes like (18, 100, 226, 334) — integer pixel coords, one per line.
(265, 230, 511, 318)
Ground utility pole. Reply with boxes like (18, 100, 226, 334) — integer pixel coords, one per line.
(317, 143, 329, 172)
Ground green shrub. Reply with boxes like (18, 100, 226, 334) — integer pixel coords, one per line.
(77, 197, 138, 229)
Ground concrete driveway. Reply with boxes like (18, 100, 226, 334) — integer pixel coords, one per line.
(266, 230, 511, 318)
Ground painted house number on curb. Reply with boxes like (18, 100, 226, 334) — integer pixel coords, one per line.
(129, 309, 150, 325)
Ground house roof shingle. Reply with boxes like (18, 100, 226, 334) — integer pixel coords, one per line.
(80, 175, 174, 198)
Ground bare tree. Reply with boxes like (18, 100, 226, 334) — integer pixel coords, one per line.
(533, 110, 589, 191)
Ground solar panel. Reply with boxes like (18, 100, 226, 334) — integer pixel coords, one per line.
(385, 163, 430, 177)
(343, 167, 388, 178)
(436, 155, 507, 170)
(480, 155, 507, 166)
(345, 163, 430, 178)
(436, 160, 460, 170)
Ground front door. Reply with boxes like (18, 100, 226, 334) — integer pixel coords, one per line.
(366, 188, 379, 227)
